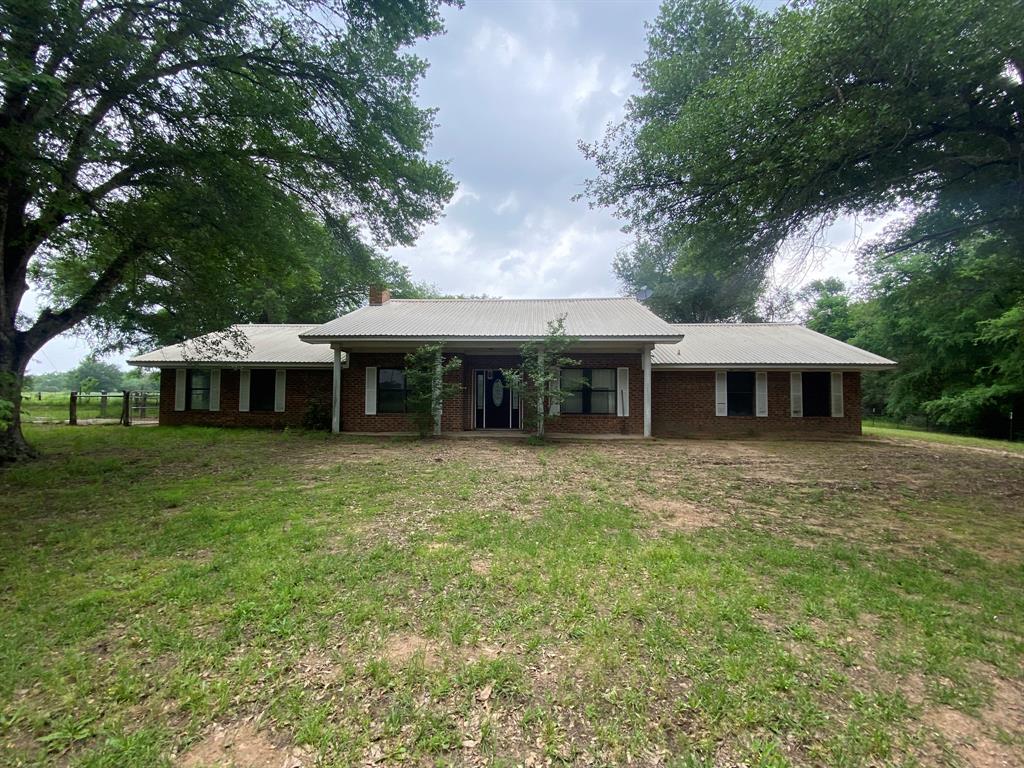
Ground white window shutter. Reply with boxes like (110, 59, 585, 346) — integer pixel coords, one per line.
(365, 366, 377, 415)
(209, 369, 221, 411)
(174, 369, 186, 411)
(755, 372, 768, 417)
(831, 371, 844, 417)
(239, 369, 250, 412)
(616, 367, 629, 417)
(715, 371, 727, 416)
(548, 368, 560, 416)
(790, 372, 803, 417)
(274, 369, 286, 412)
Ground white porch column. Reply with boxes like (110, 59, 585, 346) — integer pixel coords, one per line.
(642, 345, 652, 437)
(332, 345, 343, 434)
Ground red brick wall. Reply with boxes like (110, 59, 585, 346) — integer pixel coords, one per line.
(341, 352, 466, 432)
(341, 352, 644, 434)
(546, 353, 644, 435)
(159, 368, 332, 428)
(651, 370, 862, 437)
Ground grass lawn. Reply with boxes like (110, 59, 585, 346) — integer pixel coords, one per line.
(1, 426, 1022, 767)
(863, 424, 1024, 456)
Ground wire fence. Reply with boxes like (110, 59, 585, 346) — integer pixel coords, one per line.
(21, 391, 160, 425)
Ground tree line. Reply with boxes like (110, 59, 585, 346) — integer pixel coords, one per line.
(584, 0, 1022, 439)
(25, 358, 157, 394)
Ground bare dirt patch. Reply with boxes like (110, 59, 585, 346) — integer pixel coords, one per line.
(382, 632, 441, 669)
(177, 721, 309, 768)
(469, 556, 491, 575)
(918, 670, 1024, 768)
(633, 496, 722, 533)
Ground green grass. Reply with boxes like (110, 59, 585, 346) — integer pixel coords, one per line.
(20, 392, 160, 423)
(1, 425, 1021, 767)
(864, 424, 1024, 455)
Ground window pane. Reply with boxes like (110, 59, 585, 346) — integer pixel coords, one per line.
(190, 390, 210, 411)
(802, 371, 831, 417)
(250, 369, 276, 412)
(190, 370, 211, 390)
(379, 368, 405, 390)
(378, 390, 406, 413)
(591, 369, 616, 390)
(560, 369, 584, 390)
(591, 390, 615, 414)
(562, 391, 583, 414)
(727, 371, 755, 417)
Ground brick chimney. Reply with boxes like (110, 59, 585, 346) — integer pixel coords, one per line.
(369, 286, 391, 306)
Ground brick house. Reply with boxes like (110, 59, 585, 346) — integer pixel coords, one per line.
(130, 291, 895, 437)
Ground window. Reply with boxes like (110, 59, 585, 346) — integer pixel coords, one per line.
(377, 368, 407, 413)
(187, 369, 210, 411)
(249, 369, 276, 412)
(560, 368, 617, 414)
(802, 371, 831, 417)
(727, 371, 755, 416)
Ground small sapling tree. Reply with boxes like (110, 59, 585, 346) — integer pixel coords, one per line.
(503, 316, 579, 440)
(405, 343, 463, 438)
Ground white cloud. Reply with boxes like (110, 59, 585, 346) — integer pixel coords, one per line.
(493, 191, 519, 215)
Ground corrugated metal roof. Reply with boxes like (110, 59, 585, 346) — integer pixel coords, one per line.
(128, 324, 336, 367)
(652, 324, 896, 368)
(300, 298, 683, 340)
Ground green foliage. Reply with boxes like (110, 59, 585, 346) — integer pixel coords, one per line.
(584, 0, 1024, 272)
(797, 227, 1024, 435)
(404, 344, 463, 438)
(68, 357, 124, 393)
(0, 0, 457, 459)
(301, 400, 333, 432)
(614, 238, 765, 321)
(502, 317, 579, 439)
(798, 279, 856, 342)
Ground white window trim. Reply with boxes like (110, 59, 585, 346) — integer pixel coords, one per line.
(239, 369, 251, 412)
(790, 372, 803, 417)
(364, 366, 377, 415)
(755, 371, 768, 417)
(831, 371, 844, 417)
(714, 371, 727, 417)
(209, 369, 221, 411)
(616, 366, 629, 417)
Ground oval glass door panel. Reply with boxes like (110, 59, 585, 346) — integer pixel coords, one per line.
(491, 380, 505, 407)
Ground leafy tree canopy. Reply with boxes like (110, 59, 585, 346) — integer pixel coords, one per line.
(613, 237, 765, 322)
(583, 0, 1024, 273)
(0, 0, 458, 459)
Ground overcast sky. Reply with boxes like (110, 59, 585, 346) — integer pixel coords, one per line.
(29, 0, 883, 375)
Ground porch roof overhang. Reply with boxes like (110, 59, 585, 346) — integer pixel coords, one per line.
(304, 335, 683, 353)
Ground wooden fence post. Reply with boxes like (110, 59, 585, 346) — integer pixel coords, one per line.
(140, 392, 148, 419)
(99, 390, 108, 417)
(121, 390, 131, 426)
(69, 391, 78, 425)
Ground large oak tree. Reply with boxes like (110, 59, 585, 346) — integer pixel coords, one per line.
(583, 0, 1023, 284)
(0, 0, 457, 460)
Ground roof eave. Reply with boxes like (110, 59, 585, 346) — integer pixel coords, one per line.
(652, 362, 898, 371)
(298, 334, 686, 344)
(127, 360, 334, 368)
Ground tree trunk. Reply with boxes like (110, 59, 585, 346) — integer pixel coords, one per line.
(0, 352, 34, 464)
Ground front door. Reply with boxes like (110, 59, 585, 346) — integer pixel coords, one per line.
(475, 369, 520, 429)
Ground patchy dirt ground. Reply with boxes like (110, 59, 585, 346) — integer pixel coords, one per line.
(2, 426, 1022, 767)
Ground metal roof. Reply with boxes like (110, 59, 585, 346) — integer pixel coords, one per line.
(652, 324, 897, 369)
(128, 324, 336, 367)
(300, 298, 683, 341)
